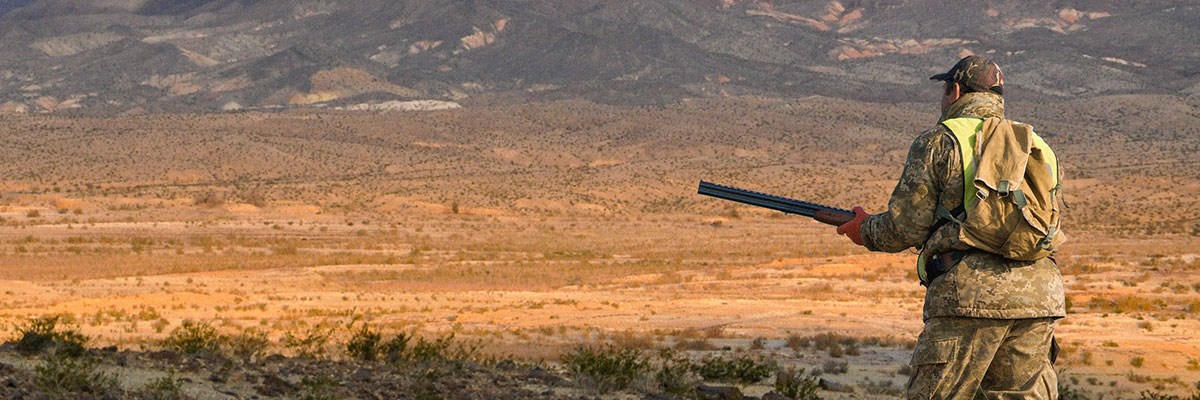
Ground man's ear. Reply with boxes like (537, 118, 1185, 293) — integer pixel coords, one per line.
(941, 82, 962, 112)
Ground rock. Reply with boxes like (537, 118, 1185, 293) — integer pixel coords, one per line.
(762, 392, 791, 400)
(339, 100, 462, 112)
(524, 366, 563, 385)
(697, 383, 744, 400)
(460, 28, 497, 50)
(1058, 8, 1081, 25)
(257, 374, 296, 397)
(353, 367, 373, 382)
(0, 101, 28, 114)
(408, 40, 444, 54)
(843, 47, 863, 59)
(828, 1, 846, 14)
(495, 359, 517, 370)
(839, 8, 863, 26)
(819, 378, 855, 392)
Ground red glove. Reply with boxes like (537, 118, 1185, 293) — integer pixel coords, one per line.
(836, 206, 871, 246)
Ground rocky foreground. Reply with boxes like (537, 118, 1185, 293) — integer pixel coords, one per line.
(0, 317, 840, 400)
(0, 346, 835, 400)
(0, 346, 575, 399)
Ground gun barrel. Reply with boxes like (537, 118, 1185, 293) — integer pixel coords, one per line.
(697, 180, 855, 226)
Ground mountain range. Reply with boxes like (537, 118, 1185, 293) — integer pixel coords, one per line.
(0, 0, 1196, 113)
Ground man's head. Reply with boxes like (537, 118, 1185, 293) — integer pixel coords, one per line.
(931, 55, 1004, 111)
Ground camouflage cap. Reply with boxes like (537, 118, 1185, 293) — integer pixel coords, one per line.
(930, 55, 1004, 94)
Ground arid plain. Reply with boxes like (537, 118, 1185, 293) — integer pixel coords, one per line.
(1, 95, 1199, 398)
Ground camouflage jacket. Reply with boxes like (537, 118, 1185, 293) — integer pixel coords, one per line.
(860, 92, 1066, 321)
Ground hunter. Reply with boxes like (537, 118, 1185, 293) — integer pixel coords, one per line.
(837, 55, 1066, 399)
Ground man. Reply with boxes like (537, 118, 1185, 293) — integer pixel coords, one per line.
(836, 56, 1065, 399)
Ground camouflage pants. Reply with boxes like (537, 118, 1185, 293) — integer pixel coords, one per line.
(905, 317, 1057, 400)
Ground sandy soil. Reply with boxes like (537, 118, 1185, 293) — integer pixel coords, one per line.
(1, 208, 1197, 398)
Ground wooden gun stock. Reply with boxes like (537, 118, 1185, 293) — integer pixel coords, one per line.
(813, 209, 855, 226)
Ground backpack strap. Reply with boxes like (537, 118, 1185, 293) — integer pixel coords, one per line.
(1039, 226, 1059, 251)
(935, 204, 964, 226)
(916, 202, 966, 285)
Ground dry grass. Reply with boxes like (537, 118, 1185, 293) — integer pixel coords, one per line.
(1, 97, 1199, 398)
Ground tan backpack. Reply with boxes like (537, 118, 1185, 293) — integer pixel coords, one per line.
(940, 117, 1066, 261)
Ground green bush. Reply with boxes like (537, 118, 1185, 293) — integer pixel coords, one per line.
(12, 315, 88, 357)
(412, 331, 477, 362)
(692, 354, 773, 385)
(387, 332, 479, 365)
(342, 324, 480, 366)
(346, 325, 382, 362)
(282, 323, 336, 359)
(408, 334, 455, 363)
(137, 374, 186, 400)
(654, 349, 697, 397)
(300, 375, 340, 400)
(34, 350, 120, 398)
(774, 366, 820, 400)
(561, 345, 649, 392)
(381, 332, 411, 363)
(227, 327, 270, 363)
(163, 320, 221, 355)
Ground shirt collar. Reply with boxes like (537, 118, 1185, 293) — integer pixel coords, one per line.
(940, 91, 1005, 122)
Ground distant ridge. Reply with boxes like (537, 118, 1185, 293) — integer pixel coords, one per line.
(0, 0, 34, 16)
(0, 0, 1196, 114)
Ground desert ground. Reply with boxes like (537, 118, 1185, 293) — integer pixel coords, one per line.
(1, 96, 1199, 398)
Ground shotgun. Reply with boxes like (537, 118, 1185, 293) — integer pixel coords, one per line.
(697, 180, 855, 226)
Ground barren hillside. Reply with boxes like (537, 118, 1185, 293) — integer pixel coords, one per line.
(0, 0, 1196, 113)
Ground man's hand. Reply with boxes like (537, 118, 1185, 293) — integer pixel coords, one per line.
(836, 206, 871, 246)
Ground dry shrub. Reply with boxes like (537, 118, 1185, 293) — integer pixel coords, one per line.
(237, 188, 268, 207)
(609, 330, 656, 350)
(1086, 296, 1166, 314)
(674, 338, 716, 351)
(193, 191, 225, 207)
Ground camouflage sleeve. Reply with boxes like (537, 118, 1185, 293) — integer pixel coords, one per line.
(861, 127, 953, 253)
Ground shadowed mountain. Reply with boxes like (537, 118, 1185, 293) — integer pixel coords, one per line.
(0, 0, 1196, 113)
